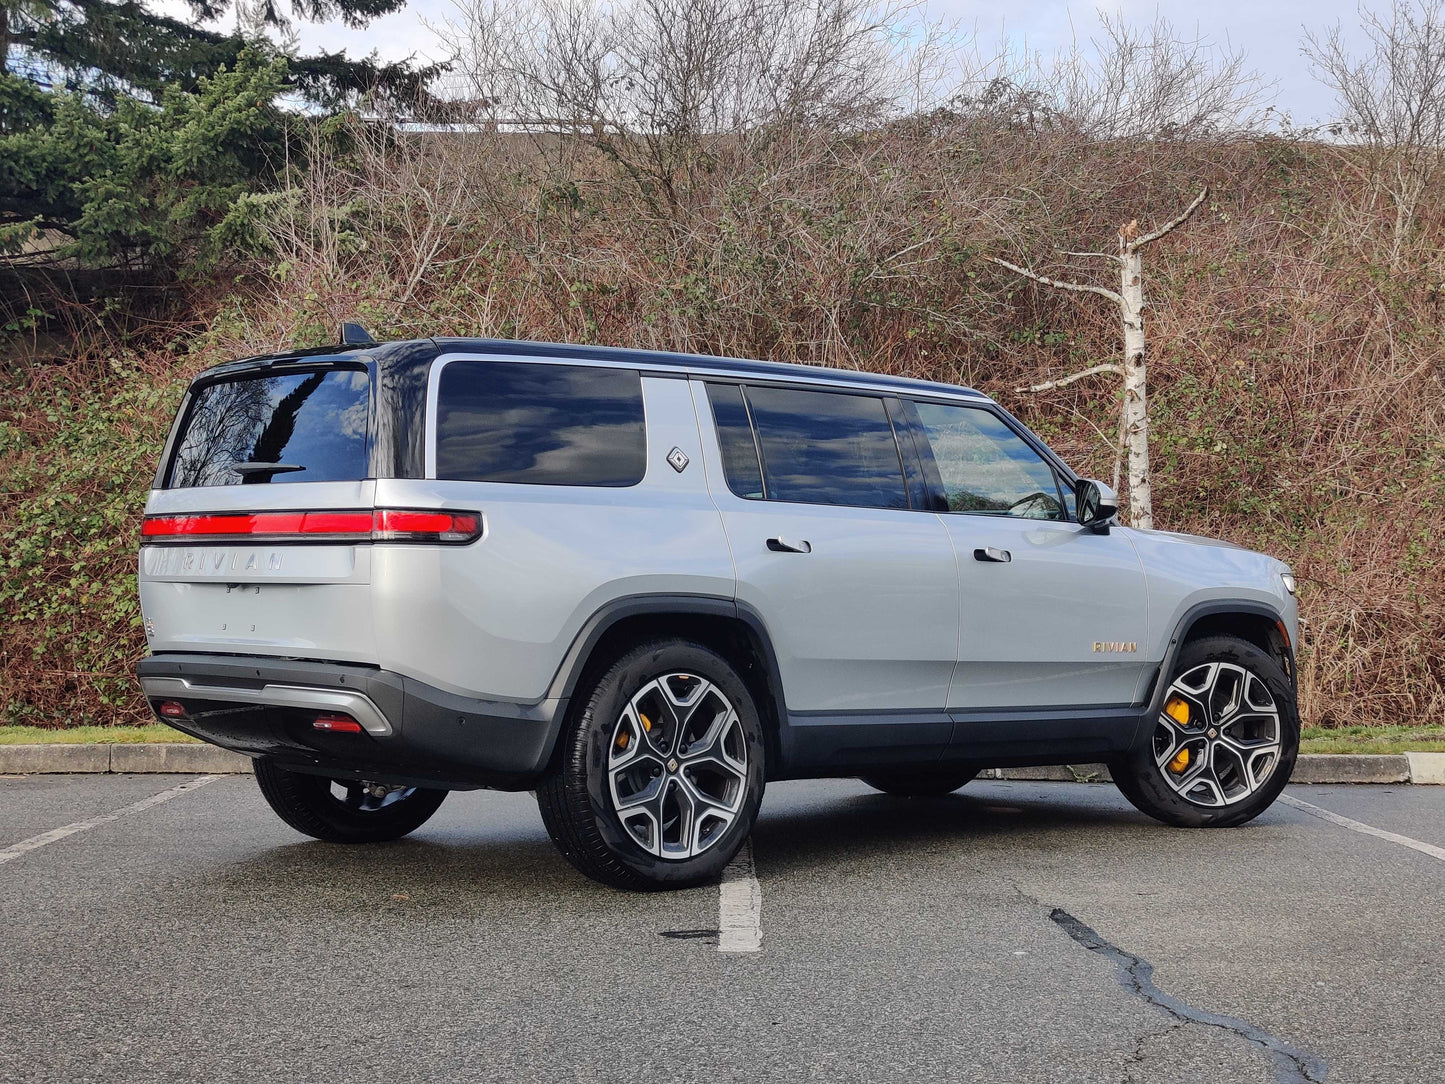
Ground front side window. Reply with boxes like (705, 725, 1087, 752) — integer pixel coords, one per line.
(912, 401, 1065, 520)
(435, 361, 646, 486)
(166, 368, 370, 489)
(745, 386, 908, 510)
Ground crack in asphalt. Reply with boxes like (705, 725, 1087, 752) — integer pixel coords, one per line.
(658, 928, 719, 943)
(1050, 909, 1329, 1084)
(1122, 1021, 1185, 1084)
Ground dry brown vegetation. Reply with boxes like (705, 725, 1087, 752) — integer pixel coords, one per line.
(2, 3, 1443, 729)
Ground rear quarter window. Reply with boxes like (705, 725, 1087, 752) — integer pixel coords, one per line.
(435, 361, 647, 486)
(165, 368, 370, 488)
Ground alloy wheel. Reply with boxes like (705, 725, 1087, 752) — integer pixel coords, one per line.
(607, 672, 749, 859)
(1153, 661, 1283, 807)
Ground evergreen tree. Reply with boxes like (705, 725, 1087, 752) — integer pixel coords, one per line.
(0, 0, 434, 268)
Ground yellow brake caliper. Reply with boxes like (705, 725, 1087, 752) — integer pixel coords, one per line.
(617, 711, 653, 751)
(1165, 697, 1192, 773)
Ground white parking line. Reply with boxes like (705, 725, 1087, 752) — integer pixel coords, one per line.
(1280, 794, 1445, 863)
(718, 838, 762, 953)
(0, 775, 219, 868)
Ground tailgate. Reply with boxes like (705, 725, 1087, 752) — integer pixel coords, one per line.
(138, 362, 380, 664)
(139, 481, 380, 663)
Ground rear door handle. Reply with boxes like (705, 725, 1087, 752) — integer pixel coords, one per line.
(973, 546, 1011, 563)
(767, 536, 812, 554)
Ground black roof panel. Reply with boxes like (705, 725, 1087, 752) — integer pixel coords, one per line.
(429, 337, 984, 398)
(191, 336, 984, 400)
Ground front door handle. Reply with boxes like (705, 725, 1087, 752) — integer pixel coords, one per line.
(973, 546, 1011, 563)
(767, 536, 812, 554)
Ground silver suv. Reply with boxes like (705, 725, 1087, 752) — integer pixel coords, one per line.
(136, 335, 1300, 889)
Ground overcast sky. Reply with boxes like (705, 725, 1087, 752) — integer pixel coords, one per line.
(214, 0, 1375, 126)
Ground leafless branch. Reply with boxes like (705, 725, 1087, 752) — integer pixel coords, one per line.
(1015, 363, 1125, 393)
(983, 255, 1124, 304)
(1062, 251, 1121, 263)
(1128, 185, 1210, 251)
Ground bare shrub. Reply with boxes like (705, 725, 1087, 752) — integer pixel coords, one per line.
(441, 0, 945, 216)
(951, 13, 1269, 139)
(1305, 0, 1445, 266)
(1049, 13, 1269, 138)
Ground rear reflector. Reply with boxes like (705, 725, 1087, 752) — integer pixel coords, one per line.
(156, 700, 187, 718)
(141, 509, 482, 545)
(313, 714, 363, 733)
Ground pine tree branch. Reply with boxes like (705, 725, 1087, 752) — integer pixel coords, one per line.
(1015, 364, 1124, 394)
(1128, 186, 1210, 251)
(983, 256, 1124, 305)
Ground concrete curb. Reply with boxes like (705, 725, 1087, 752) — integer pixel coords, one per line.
(0, 744, 253, 775)
(0, 746, 1441, 783)
(1405, 751, 1445, 784)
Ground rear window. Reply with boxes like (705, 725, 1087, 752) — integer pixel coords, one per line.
(435, 361, 647, 487)
(744, 385, 908, 510)
(165, 368, 370, 489)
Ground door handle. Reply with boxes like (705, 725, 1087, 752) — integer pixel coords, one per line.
(767, 536, 812, 554)
(973, 546, 1011, 563)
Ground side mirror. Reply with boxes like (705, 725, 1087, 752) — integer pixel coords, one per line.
(1075, 478, 1118, 531)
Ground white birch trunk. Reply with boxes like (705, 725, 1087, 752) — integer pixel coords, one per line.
(1118, 238, 1152, 530)
(989, 186, 1206, 535)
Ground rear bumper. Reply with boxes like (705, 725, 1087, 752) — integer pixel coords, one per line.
(136, 653, 567, 790)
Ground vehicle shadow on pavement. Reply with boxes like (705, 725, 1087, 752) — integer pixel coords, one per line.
(750, 788, 1153, 877)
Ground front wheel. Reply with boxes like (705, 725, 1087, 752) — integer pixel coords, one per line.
(537, 639, 766, 891)
(1112, 635, 1299, 828)
(253, 758, 448, 843)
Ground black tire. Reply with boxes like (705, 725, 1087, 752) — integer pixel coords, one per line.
(537, 638, 767, 891)
(860, 767, 979, 796)
(1111, 635, 1299, 828)
(253, 758, 448, 843)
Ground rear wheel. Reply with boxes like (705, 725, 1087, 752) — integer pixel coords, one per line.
(1112, 635, 1299, 828)
(860, 768, 979, 796)
(253, 758, 448, 843)
(537, 639, 766, 891)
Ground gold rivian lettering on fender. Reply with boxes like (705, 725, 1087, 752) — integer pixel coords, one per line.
(1092, 641, 1138, 653)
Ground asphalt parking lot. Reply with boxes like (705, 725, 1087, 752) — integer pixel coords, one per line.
(2, 774, 1442, 1084)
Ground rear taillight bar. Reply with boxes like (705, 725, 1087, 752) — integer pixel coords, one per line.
(140, 509, 483, 545)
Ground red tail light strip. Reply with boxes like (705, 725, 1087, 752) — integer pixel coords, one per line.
(141, 509, 483, 545)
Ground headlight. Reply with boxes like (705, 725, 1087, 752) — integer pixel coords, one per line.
(1280, 571, 1297, 596)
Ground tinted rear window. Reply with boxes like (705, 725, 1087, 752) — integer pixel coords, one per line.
(165, 368, 370, 488)
(706, 383, 764, 499)
(745, 386, 908, 509)
(435, 362, 646, 486)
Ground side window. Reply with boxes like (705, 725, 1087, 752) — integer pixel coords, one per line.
(912, 401, 1066, 520)
(435, 361, 646, 486)
(705, 383, 765, 499)
(745, 385, 908, 510)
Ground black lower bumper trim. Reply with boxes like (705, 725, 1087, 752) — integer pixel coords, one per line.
(136, 653, 567, 790)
